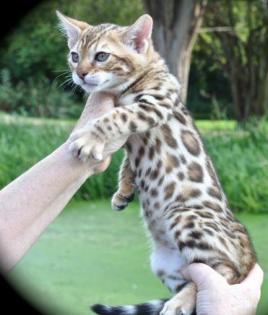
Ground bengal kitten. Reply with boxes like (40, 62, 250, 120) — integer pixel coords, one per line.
(57, 11, 256, 315)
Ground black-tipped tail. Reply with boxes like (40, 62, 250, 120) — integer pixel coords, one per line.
(91, 299, 167, 315)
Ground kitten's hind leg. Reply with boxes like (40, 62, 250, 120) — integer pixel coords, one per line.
(112, 154, 135, 211)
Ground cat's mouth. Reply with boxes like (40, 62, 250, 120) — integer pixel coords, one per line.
(82, 79, 109, 91)
(81, 82, 99, 92)
(72, 72, 110, 92)
(82, 78, 99, 87)
(83, 82, 98, 87)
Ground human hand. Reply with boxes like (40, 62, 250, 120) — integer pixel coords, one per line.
(182, 263, 263, 315)
(69, 92, 127, 173)
(70, 121, 107, 162)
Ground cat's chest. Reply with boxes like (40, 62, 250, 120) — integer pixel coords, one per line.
(125, 133, 178, 244)
(118, 93, 137, 107)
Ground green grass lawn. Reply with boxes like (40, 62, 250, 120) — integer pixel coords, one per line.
(9, 200, 268, 315)
(1, 111, 264, 132)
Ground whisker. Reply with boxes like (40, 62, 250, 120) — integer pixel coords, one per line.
(53, 69, 71, 74)
(54, 72, 71, 81)
(71, 84, 78, 95)
(58, 78, 74, 89)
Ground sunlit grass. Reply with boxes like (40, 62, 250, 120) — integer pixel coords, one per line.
(196, 119, 236, 131)
(9, 200, 268, 315)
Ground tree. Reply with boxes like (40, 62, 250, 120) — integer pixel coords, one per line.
(200, 0, 268, 121)
(142, 0, 207, 102)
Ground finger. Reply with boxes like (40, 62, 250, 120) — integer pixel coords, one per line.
(93, 156, 111, 174)
(240, 264, 264, 290)
(79, 145, 92, 162)
(91, 142, 105, 161)
(68, 139, 83, 157)
(182, 263, 227, 290)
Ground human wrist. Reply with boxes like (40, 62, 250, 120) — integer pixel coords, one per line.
(72, 92, 116, 132)
(59, 141, 94, 177)
(61, 140, 111, 177)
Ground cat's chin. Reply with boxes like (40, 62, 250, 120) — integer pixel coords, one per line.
(81, 83, 101, 93)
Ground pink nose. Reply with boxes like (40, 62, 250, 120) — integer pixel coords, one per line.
(77, 72, 88, 80)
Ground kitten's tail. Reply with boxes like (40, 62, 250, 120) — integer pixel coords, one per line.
(91, 299, 167, 315)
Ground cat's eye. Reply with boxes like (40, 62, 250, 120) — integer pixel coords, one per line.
(95, 52, 110, 62)
(71, 52, 79, 63)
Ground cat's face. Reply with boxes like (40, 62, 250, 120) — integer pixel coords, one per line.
(56, 11, 153, 93)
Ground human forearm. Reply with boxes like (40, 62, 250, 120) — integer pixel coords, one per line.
(0, 92, 126, 271)
(0, 142, 94, 270)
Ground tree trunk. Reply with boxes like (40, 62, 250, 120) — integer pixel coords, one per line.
(142, 0, 206, 103)
(257, 70, 268, 116)
(253, 19, 268, 118)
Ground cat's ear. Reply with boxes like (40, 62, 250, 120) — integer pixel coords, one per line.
(123, 14, 153, 54)
(56, 10, 89, 48)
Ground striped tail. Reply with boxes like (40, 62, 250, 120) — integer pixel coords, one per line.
(91, 299, 168, 315)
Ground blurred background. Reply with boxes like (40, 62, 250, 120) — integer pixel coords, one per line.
(0, 0, 267, 314)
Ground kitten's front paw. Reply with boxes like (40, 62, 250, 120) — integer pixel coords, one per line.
(111, 191, 134, 211)
(69, 126, 106, 162)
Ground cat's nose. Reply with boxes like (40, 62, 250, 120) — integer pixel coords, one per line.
(77, 72, 88, 80)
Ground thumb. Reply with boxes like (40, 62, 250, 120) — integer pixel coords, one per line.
(240, 264, 263, 298)
(182, 263, 227, 290)
(92, 156, 111, 174)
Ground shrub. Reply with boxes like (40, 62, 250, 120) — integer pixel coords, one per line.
(0, 69, 82, 118)
(0, 114, 267, 213)
(0, 114, 123, 200)
(204, 120, 268, 213)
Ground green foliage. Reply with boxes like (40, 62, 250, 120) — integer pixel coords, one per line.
(0, 113, 124, 200)
(204, 120, 268, 213)
(1, 114, 267, 213)
(0, 69, 81, 118)
(197, 0, 268, 120)
(188, 33, 233, 119)
(0, 114, 70, 189)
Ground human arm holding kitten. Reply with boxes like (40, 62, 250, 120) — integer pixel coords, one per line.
(0, 92, 127, 272)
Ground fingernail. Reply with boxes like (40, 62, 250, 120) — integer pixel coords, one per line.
(94, 153, 103, 161)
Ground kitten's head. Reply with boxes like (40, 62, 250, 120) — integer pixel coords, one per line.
(56, 11, 153, 93)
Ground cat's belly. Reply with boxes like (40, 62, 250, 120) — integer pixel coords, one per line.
(141, 206, 187, 292)
(150, 245, 187, 292)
